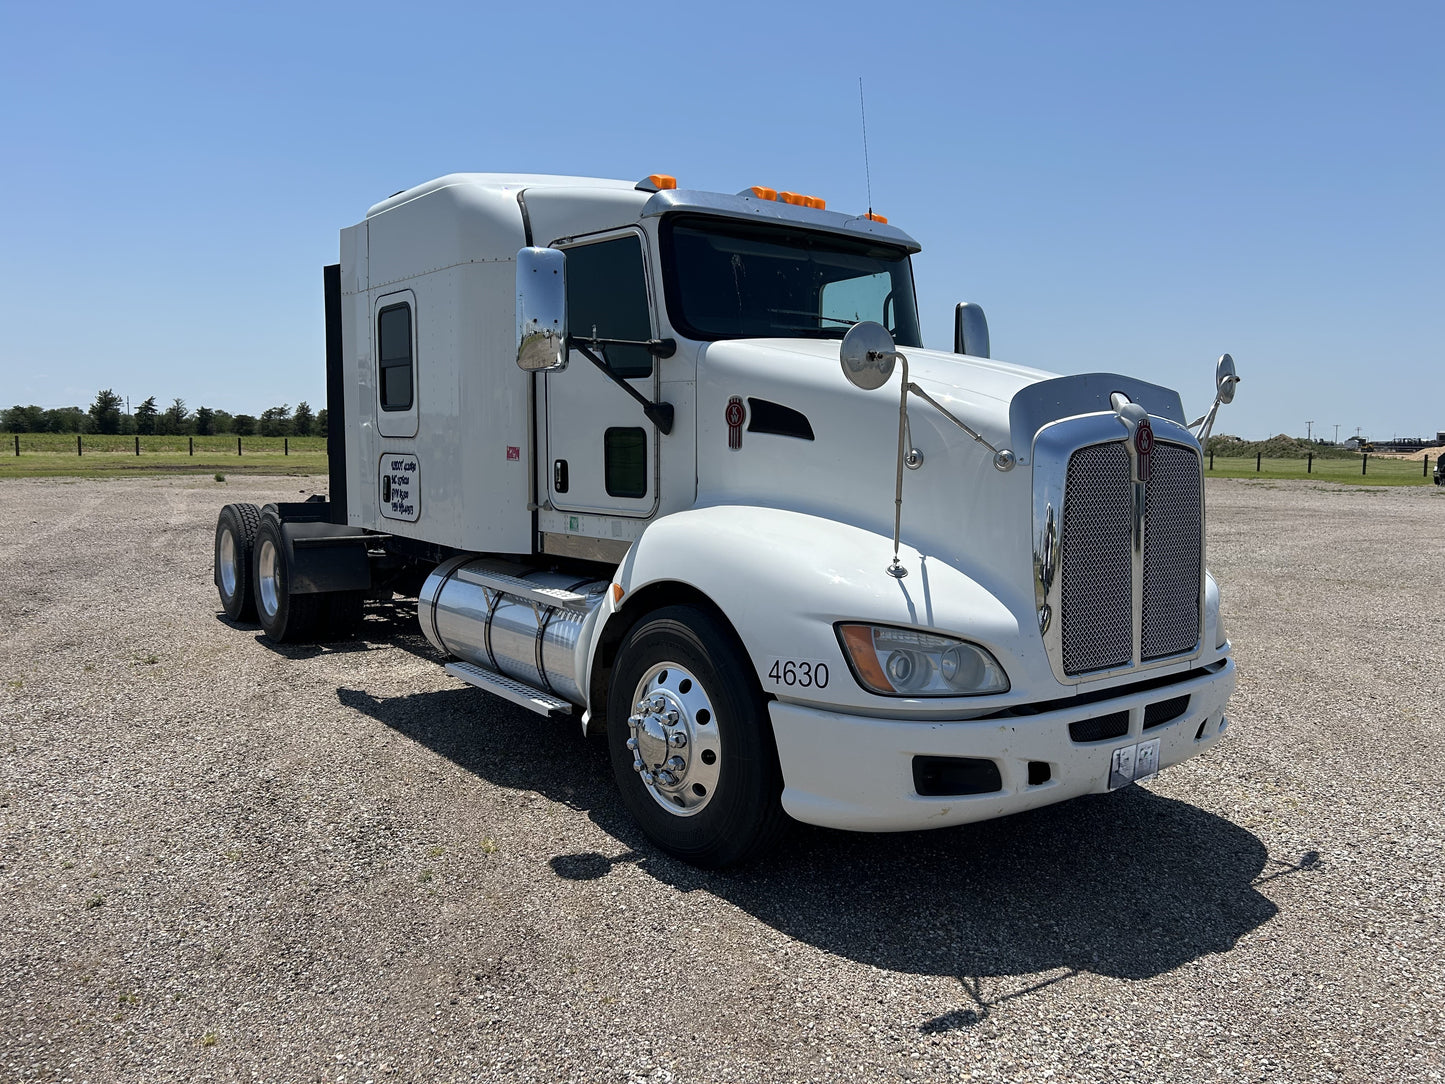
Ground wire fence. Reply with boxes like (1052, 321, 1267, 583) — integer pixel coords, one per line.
(4, 433, 327, 457)
(1206, 453, 1439, 486)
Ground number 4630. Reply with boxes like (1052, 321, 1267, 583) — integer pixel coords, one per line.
(765, 658, 830, 689)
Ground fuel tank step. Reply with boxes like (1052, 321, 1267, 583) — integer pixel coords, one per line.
(445, 661, 573, 719)
(448, 565, 594, 613)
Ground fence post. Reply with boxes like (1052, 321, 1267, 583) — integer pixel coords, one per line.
(1209, 451, 1214, 471)
(284, 437, 289, 456)
(1256, 452, 1261, 472)
(238, 437, 242, 456)
(189, 436, 194, 456)
(135, 436, 140, 456)
(1362, 454, 1367, 476)
(1425, 455, 1430, 479)
(14, 434, 20, 456)
(1307, 452, 1312, 474)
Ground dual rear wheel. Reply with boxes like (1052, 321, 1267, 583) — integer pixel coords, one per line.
(213, 504, 363, 642)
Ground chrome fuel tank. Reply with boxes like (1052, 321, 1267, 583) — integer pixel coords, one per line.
(418, 557, 608, 705)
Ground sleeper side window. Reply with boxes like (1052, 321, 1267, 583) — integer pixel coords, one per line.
(378, 303, 413, 411)
(565, 235, 653, 379)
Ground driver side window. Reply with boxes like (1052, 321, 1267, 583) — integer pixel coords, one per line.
(565, 235, 653, 379)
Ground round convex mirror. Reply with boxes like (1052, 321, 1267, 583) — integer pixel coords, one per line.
(1216, 353, 1239, 404)
(840, 321, 898, 391)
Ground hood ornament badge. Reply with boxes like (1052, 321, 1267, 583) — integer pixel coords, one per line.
(1112, 394, 1153, 484)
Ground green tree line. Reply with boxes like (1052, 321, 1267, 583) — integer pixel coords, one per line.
(2, 390, 327, 438)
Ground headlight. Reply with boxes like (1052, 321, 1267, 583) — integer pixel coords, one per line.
(837, 624, 1009, 697)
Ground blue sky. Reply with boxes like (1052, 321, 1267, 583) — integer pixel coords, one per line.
(1, 0, 1440, 441)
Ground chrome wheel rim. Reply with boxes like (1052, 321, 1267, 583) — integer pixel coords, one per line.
(626, 662, 722, 817)
(219, 528, 238, 598)
(257, 538, 280, 619)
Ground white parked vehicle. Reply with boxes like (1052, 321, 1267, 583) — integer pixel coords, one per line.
(213, 172, 1242, 867)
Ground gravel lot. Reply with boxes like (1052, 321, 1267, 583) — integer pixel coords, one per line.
(1, 475, 1441, 1083)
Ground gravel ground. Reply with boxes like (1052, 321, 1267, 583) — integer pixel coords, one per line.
(0, 475, 1441, 1083)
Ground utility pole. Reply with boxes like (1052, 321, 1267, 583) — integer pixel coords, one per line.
(1333, 424, 1340, 444)
(1306, 420, 1314, 441)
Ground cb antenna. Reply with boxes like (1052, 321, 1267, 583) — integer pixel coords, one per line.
(859, 76, 873, 218)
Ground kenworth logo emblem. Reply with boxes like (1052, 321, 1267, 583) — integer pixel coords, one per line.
(725, 396, 746, 450)
(1112, 397, 1153, 484)
(1135, 418, 1154, 482)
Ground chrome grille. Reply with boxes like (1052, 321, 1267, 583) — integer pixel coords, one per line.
(1142, 443, 1203, 659)
(1059, 443, 1132, 674)
(1057, 438, 1202, 677)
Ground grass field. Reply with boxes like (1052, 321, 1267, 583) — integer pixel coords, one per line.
(1205, 455, 1437, 486)
(1, 434, 1437, 486)
(0, 433, 327, 479)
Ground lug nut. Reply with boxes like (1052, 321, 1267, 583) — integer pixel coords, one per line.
(656, 770, 678, 787)
(632, 759, 644, 773)
(641, 771, 657, 785)
(648, 695, 667, 713)
(665, 756, 686, 773)
(662, 710, 680, 726)
(667, 731, 687, 748)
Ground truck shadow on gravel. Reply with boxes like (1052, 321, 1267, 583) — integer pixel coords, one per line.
(340, 684, 1285, 1024)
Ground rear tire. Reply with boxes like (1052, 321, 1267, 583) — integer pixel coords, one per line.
(214, 503, 261, 622)
(252, 515, 321, 642)
(607, 605, 786, 868)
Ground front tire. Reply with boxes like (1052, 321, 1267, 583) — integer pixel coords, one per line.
(607, 605, 786, 868)
(214, 503, 261, 621)
(252, 515, 321, 642)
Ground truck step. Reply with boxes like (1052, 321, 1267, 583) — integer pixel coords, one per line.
(444, 661, 574, 718)
(450, 566, 597, 613)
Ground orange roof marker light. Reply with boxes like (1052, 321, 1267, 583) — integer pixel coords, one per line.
(777, 191, 827, 210)
(635, 174, 677, 192)
(863, 211, 888, 224)
(747, 186, 778, 201)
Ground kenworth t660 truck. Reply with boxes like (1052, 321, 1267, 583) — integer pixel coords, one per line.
(212, 172, 1242, 867)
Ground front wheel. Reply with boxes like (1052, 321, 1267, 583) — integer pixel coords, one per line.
(606, 605, 786, 868)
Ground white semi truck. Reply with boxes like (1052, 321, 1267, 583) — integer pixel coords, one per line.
(213, 172, 1242, 867)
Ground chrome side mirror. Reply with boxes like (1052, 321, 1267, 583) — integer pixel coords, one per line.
(840, 321, 898, 390)
(1192, 353, 1242, 445)
(516, 247, 568, 372)
(1215, 353, 1238, 405)
(954, 302, 990, 359)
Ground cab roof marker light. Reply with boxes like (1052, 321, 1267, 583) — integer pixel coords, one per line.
(635, 174, 678, 193)
(805, 196, 827, 210)
(864, 211, 888, 223)
(743, 186, 778, 201)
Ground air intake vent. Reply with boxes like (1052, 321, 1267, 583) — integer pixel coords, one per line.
(1143, 694, 1191, 730)
(912, 756, 1002, 796)
(1068, 711, 1130, 744)
(1060, 444, 1132, 674)
(1142, 445, 1203, 659)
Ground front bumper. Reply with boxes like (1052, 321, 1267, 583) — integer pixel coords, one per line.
(769, 658, 1236, 831)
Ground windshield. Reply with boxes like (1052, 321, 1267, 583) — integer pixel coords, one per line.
(660, 215, 922, 346)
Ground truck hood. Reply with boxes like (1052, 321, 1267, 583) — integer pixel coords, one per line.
(690, 336, 1188, 617)
(698, 337, 1052, 452)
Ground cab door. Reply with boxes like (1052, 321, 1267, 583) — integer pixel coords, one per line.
(545, 230, 659, 517)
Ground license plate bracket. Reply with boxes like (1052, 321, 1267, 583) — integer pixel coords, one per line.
(1108, 737, 1161, 789)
